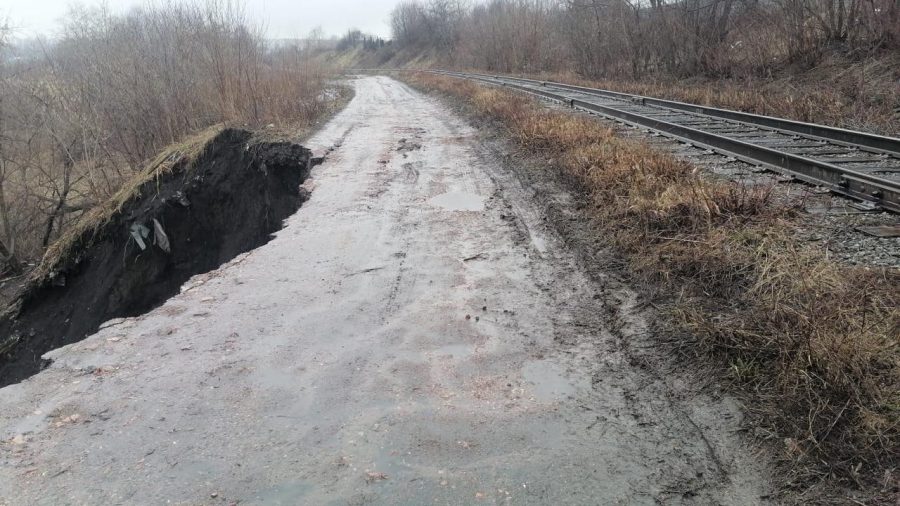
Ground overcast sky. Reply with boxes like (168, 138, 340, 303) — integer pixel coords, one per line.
(3, 0, 397, 39)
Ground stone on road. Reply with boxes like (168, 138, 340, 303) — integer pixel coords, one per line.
(0, 76, 769, 505)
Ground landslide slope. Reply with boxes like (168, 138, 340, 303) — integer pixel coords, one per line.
(0, 128, 316, 386)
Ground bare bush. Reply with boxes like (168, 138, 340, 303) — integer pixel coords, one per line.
(391, 0, 900, 78)
(0, 1, 337, 272)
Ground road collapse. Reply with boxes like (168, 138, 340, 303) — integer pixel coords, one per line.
(0, 128, 319, 386)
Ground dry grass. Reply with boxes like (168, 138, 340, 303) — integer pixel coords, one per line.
(403, 72, 900, 499)
(502, 53, 900, 136)
(28, 126, 226, 288)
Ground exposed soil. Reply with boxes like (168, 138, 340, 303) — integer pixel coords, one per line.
(0, 129, 316, 387)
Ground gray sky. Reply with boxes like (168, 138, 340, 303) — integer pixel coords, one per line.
(3, 0, 396, 39)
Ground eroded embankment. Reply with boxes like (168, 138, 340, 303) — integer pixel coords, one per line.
(0, 128, 316, 386)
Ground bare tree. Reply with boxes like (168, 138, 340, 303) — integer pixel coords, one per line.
(392, 0, 898, 78)
(0, 20, 22, 273)
(0, 1, 337, 265)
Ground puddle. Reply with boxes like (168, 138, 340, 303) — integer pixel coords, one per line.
(432, 343, 475, 358)
(253, 481, 313, 504)
(528, 231, 548, 254)
(428, 191, 484, 211)
(522, 360, 587, 402)
(254, 366, 306, 391)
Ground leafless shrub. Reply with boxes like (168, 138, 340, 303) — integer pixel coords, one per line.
(0, 1, 338, 273)
(392, 0, 899, 78)
(385, 1, 899, 135)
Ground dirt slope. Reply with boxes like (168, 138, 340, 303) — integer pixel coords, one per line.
(0, 77, 771, 504)
(0, 129, 314, 386)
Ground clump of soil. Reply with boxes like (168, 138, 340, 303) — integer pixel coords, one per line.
(0, 128, 317, 386)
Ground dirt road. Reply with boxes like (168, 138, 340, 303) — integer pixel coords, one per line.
(0, 76, 770, 504)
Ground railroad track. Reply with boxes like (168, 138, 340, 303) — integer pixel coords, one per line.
(430, 70, 900, 213)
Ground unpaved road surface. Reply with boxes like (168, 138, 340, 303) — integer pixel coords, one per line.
(0, 76, 770, 505)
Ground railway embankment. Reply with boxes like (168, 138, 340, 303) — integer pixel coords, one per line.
(401, 71, 899, 503)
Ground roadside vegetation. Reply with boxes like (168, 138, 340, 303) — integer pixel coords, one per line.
(0, 2, 341, 276)
(344, 0, 900, 133)
(514, 56, 900, 136)
(401, 72, 899, 502)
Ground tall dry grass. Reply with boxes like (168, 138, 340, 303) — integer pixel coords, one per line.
(518, 53, 900, 136)
(0, 1, 341, 271)
(404, 72, 900, 499)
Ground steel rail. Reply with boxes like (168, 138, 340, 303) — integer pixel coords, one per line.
(458, 72, 900, 156)
(430, 70, 900, 213)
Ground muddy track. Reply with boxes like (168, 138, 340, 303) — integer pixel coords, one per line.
(0, 77, 771, 504)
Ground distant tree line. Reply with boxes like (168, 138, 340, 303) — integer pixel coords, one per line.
(336, 29, 390, 51)
(390, 0, 900, 77)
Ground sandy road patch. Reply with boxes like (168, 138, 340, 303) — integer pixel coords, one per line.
(0, 76, 770, 504)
